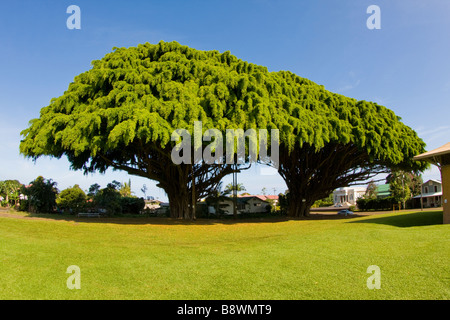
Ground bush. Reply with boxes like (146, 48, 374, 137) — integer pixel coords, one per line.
(94, 185, 122, 215)
(56, 185, 87, 214)
(120, 197, 145, 214)
(356, 197, 396, 211)
(19, 199, 29, 212)
(21, 176, 58, 213)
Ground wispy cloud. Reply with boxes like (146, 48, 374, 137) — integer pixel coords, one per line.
(335, 79, 361, 93)
(416, 125, 450, 146)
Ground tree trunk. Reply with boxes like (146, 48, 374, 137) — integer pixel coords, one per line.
(169, 196, 191, 219)
(166, 176, 193, 219)
(287, 192, 313, 217)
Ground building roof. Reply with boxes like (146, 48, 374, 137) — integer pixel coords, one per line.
(333, 186, 367, 193)
(422, 179, 442, 185)
(376, 184, 391, 196)
(230, 195, 279, 204)
(376, 184, 390, 192)
(413, 142, 450, 163)
(413, 192, 443, 199)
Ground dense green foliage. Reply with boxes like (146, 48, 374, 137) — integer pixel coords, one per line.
(87, 181, 145, 215)
(20, 41, 427, 218)
(0, 180, 22, 207)
(56, 184, 87, 214)
(356, 197, 396, 211)
(120, 196, 145, 214)
(364, 180, 378, 200)
(21, 176, 58, 213)
(386, 170, 422, 209)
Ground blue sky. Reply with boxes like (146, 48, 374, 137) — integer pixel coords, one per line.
(0, 0, 449, 200)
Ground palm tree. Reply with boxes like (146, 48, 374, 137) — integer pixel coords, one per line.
(225, 183, 246, 193)
(119, 179, 133, 197)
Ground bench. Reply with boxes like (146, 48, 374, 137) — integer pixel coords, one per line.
(77, 212, 101, 218)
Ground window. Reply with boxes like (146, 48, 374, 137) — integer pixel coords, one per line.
(425, 187, 428, 194)
(435, 186, 438, 193)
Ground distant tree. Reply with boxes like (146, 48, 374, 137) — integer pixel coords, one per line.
(312, 194, 333, 208)
(0, 180, 22, 207)
(87, 183, 101, 198)
(94, 181, 122, 215)
(225, 183, 246, 193)
(387, 170, 412, 209)
(121, 197, 145, 214)
(108, 180, 122, 190)
(119, 179, 133, 197)
(56, 185, 87, 214)
(409, 173, 423, 197)
(278, 192, 290, 215)
(261, 187, 267, 196)
(364, 180, 378, 200)
(21, 176, 58, 213)
(141, 184, 148, 199)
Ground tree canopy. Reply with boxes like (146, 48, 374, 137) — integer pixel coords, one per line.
(20, 41, 427, 218)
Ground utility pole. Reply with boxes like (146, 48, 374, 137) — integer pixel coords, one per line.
(191, 164, 196, 220)
(233, 162, 237, 219)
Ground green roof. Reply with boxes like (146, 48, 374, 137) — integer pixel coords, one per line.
(376, 184, 390, 196)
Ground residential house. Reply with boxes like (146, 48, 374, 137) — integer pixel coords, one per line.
(207, 195, 278, 215)
(413, 179, 442, 208)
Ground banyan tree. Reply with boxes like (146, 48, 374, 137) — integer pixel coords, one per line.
(20, 41, 427, 218)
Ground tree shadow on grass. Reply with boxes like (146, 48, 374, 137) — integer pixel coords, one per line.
(347, 210, 443, 228)
(1, 211, 360, 226)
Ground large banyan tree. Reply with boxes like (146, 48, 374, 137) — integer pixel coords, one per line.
(20, 41, 427, 218)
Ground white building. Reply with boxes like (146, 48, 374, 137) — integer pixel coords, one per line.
(333, 186, 367, 207)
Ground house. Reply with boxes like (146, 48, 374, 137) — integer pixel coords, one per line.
(207, 195, 278, 215)
(333, 187, 366, 206)
(413, 142, 450, 224)
(413, 179, 442, 208)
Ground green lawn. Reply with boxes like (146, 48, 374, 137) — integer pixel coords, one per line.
(0, 210, 448, 299)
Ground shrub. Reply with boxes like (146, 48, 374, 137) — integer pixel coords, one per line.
(120, 197, 145, 214)
(356, 197, 396, 211)
(94, 186, 122, 215)
(56, 185, 87, 214)
(21, 176, 58, 213)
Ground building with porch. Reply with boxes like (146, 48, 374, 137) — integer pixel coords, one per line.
(414, 142, 450, 224)
(413, 180, 442, 208)
(333, 186, 367, 206)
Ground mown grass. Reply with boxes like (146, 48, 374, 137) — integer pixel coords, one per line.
(0, 210, 448, 299)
